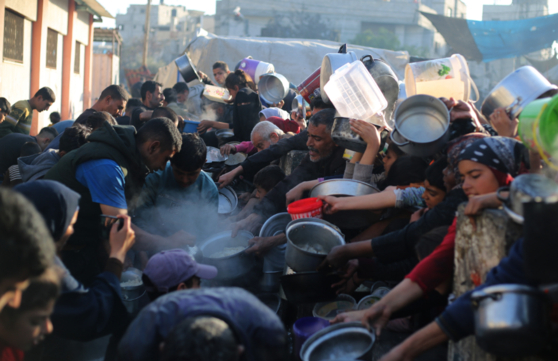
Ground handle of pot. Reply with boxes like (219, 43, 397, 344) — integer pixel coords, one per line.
(496, 186, 510, 203)
(123, 290, 147, 302)
(389, 129, 409, 147)
(361, 55, 374, 64)
(470, 290, 500, 308)
(338, 44, 347, 54)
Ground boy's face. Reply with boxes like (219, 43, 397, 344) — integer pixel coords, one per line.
(171, 165, 202, 189)
(1, 300, 55, 350)
(0, 277, 29, 312)
(213, 68, 229, 86)
(422, 179, 446, 209)
(255, 186, 268, 200)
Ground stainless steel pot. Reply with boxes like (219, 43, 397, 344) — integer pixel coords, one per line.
(260, 213, 290, 273)
(120, 269, 146, 315)
(215, 128, 235, 143)
(471, 284, 551, 357)
(481, 66, 557, 120)
(174, 53, 201, 83)
(285, 218, 345, 272)
(300, 322, 375, 361)
(320, 51, 358, 103)
(497, 173, 558, 224)
(292, 95, 311, 120)
(390, 94, 450, 157)
(330, 115, 389, 154)
(259, 73, 290, 104)
(218, 186, 238, 215)
(200, 230, 256, 280)
(361, 55, 399, 120)
(310, 179, 381, 229)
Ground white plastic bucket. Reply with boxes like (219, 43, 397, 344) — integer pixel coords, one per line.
(405, 54, 479, 102)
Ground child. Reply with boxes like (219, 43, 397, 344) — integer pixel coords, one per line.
(0, 268, 60, 360)
(0, 98, 11, 124)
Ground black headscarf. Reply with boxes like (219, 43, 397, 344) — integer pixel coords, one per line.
(15, 180, 81, 241)
(379, 155, 429, 190)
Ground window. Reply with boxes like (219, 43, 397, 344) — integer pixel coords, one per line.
(446, 8, 453, 17)
(3, 10, 24, 63)
(46, 28, 58, 69)
(74, 41, 81, 74)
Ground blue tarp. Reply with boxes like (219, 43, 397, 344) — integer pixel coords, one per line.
(467, 14, 558, 62)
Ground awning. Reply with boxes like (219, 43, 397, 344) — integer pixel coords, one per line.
(421, 12, 558, 62)
(77, 0, 114, 19)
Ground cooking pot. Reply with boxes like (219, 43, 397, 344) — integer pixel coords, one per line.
(120, 268, 146, 315)
(259, 213, 290, 273)
(496, 173, 558, 224)
(200, 230, 256, 280)
(215, 128, 235, 142)
(297, 67, 321, 104)
(471, 284, 551, 357)
(330, 114, 389, 155)
(285, 218, 345, 272)
(259, 73, 290, 104)
(174, 53, 201, 83)
(320, 51, 358, 103)
(292, 95, 311, 120)
(390, 94, 450, 157)
(218, 186, 238, 215)
(280, 267, 341, 304)
(300, 322, 375, 361)
(360, 55, 399, 119)
(310, 179, 381, 229)
(481, 66, 557, 120)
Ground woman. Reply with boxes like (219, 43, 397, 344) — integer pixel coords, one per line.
(331, 137, 527, 354)
(13, 180, 135, 343)
(198, 70, 262, 145)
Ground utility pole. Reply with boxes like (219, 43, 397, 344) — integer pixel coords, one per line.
(142, 0, 152, 68)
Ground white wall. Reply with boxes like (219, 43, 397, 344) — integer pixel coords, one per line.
(75, 10, 90, 46)
(38, 32, 64, 129)
(47, 0, 69, 36)
(1, 17, 32, 102)
(5, 0, 37, 21)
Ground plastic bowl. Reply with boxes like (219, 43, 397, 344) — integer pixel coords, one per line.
(287, 197, 323, 220)
(183, 120, 199, 133)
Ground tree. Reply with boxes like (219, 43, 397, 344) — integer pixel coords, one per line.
(351, 28, 429, 57)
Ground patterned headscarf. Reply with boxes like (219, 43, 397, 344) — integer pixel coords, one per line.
(458, 136, 525, 178)
(446, 133, 488, 187)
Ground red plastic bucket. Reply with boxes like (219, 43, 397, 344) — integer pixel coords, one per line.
(297, 67, 321, 104)
(287, 198, 323, 220)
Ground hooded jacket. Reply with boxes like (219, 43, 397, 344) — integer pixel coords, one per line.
(18, 149, 61, 182)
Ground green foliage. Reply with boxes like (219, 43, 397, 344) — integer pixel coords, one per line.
(350, 28, 430, 57)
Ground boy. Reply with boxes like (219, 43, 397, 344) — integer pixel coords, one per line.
(0, 98, 11, 124)
(0, 87, 56, 138)
(142, 249, 217, 301)
(135, 133, 218, 239)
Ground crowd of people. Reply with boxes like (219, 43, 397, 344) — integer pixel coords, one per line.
(0, 52, 557, 361)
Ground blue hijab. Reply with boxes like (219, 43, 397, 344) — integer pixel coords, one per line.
(15, 180, 81, 241)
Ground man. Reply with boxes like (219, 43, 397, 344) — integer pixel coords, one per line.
(198, 61, 231, 87)
(49, 111, 61, 126)
(45, 118, 184, 284)
(0, 127, 58, 181)
(218, 95, 335, 187)
(152, 107, 179, 128)
(116, 98, 143, 126)
(142, 249, 217, 301)
(75, 85, 130, 124)
(164, 88, 197, 120)
(117, 288, 286, 361)
(0, 188, 55, 312)
(220, 121, 286, 156)
(18, 124, 91, 182)
(232, 108, 346, 236)
(131, 81, 164, 129)
(135, 133, 218, 239)
(172, 82, 204, 118)
(0, 87, 55, 138)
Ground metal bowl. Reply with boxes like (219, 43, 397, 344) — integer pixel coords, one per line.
(481, 66, 557, 120)
(225, 152, 247, 166)
(199, 230, 255, 280)
(310, 179, 381, 229)
(218, 186, 238, 215)
(215, 128, 235, 142)
(300, 322, 375, 361)
(260, 212, 290, 273)
(313, 294, 357, 320)
(259, 73, 290, 104)
(285, 218, 345, 272)
(206, 146, 228, 163)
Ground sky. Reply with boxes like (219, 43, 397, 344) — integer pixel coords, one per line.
(95, 0, 558, 27)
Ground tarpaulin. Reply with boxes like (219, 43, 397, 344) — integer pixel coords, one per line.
(421, 12, 558, 62)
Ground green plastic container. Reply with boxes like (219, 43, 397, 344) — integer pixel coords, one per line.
(537, 94, 558, 155)
(518, 97, 552, 152)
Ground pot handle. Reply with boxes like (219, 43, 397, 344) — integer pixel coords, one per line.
(471, 290, 500, 308)
(389, 129, 409, 147)
(496, 186, 510, 203)
(360, 55, 374, 64)
(338, 44, 347, 54)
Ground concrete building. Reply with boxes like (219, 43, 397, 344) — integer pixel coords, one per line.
(213, 0, 466, 58)
(116, 3, 204, 62)
(0, 0, 113, 133)
(92, 28, 122, 103)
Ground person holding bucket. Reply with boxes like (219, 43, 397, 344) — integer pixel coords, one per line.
(197, 70, 262, 147)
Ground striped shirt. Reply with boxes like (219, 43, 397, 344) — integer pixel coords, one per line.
(0, 100, 33, 138)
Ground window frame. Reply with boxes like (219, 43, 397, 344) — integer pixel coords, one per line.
(3, 9, 25, 63)
(46, 28, 58, 69)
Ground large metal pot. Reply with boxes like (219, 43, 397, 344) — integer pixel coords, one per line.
(496, 173, 558, 224)
(320, 51, 358, 103)
(120, 268, 146, 315)
(200, 230, 256, 280)
(310, 179, 381, 229)
(481, 66, 557, 120)
(300, 322, 375, 361)
(285, 218, 345, 272)
(471, 284, 551, 357)
(390, 94, 450, 157)
(174, 53, 201, 83)
(361, 55, 399, 119)
(218, 186, 238, 215)
(259, 73, 290, 104)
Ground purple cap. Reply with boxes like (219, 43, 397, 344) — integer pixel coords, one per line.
(143, 249, 217, 292)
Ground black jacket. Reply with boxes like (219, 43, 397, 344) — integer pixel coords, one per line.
(254, 146, 347, 220)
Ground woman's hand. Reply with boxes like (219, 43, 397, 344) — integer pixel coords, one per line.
(318, 195, 344, 214)
(109, 215, 136, 263)
(197, 120, 214, 133)
(489, 107, 518, 138)
(350, 119, 382, 146)
(464, 193, 502, 216)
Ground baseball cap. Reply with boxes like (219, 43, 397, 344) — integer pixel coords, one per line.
(143, 249, 218, 292)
